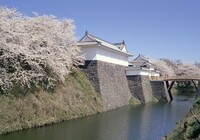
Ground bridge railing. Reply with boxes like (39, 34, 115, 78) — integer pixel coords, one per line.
(150, 76, 200, 81)
(149, 76, 164, 81)
(163, 76, 200, 81)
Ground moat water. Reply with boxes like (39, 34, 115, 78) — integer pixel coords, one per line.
(0, 94, 195, 140)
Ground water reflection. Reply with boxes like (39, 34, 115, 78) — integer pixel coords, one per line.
(0, 95, 194, 140)
(95, 107, 130, 140)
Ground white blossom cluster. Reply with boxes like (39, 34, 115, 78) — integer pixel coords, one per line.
(175, 63, 200, 77)
(0, 7, 82, 93)
(155, 59, 200, 78)
(154, 60, 176, 77)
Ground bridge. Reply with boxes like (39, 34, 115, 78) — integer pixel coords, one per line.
(163, 77, 200, 101)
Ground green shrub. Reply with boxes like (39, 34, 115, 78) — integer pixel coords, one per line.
(193, 97, 200, 108)
(186, 121, 200, 139)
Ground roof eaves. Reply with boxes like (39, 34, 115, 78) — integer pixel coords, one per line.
(134, 54, 149, 61)
(87, 33, 114, 45)
(79, 33, 102, 45)
(80, 32, 133, 56)
(100, 44, 132, 56)
(87, 33, 124, 51)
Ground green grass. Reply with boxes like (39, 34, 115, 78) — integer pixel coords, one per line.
(164, 96, 200, 140)
(129, 97, 141, 105)
(68, 68, 101, 99)
(152, 96, 159, 102)
(0, 68, 103, 135)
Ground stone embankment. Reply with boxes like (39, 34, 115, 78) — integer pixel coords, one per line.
(81, 60, 132, 111)
(82, 60, 170, 109)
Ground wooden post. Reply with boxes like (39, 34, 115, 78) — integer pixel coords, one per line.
(166, 81, 173, 101)
(191, 80, 198, 90)
(167, 81, 175, 92)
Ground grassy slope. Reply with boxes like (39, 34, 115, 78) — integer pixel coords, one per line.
(0, 68, 103, 135)
(164, 96, 200, 140)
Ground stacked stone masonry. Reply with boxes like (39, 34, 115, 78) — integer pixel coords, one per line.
(81, 60, 132, 111)
(141, 76, 153, 102)
(150, 81, 170, 102)
(126, 75, 170, 103)
(81, 60, 170, 110)
(126, 76, 144, 103)
(127, 75, 154, 103)
(198, 81, 200, 95)
(80, 61, 100, 93)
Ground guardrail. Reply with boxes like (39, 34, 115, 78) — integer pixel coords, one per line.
(149, 76, 200, 81)
(149, 77, 164, 81)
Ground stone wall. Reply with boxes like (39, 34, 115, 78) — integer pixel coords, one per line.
(198, 81, 200, 95)
(81, 60, 132, 111)
(80, 61, 100, 93)
(127, 75, 153, 103)
(127, 76, 170, 103)
(126, 76, 144, 103)
(141, 76, 153, 103)
(150, 81, 170, 102)
(81, 60, 170, 110)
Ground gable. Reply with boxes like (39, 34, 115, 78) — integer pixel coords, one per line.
(78, 32, 133, 57)
(134, 56, 149, 61)
(113, 42, 128, 53)
(121, 46, 128, 53)
(80, 35, 93, 42)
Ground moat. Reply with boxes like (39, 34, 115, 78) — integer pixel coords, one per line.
(0, 93, 194, 140)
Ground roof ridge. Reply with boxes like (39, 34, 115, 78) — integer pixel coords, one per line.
(134, 54, 149, 61)
(86, 32, 118, 47)
(113, 42, 124, 45)
(86, 32, 128, 53)
(79, 31, 132, 56)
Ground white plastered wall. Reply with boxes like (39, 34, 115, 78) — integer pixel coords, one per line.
(80, 47, 129, 66)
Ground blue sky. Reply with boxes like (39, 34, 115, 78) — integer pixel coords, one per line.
(0, 0, 200, 62)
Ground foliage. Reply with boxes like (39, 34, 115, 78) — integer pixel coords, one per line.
(175, 63, 200, 77)
(164, 97, 200, 140)
(155, 58, 200, 78)
(175, 81, 196, 93)
(154, 59, 176, 77)
(195, 62, 200, 68)
(0, 7, 83, 95)
(176, 81, 193, 87)
(185, 121, 200, 139)
(0, 68, 103, 135)
(68, 68, 100, 98)
(193, 97, 200, 108)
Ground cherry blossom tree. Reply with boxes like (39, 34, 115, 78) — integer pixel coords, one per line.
(175, 63, 200, 78)
(155, 59, 200, 78)
(0, 7, 82, 94)
(154, 60, 176, 77)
